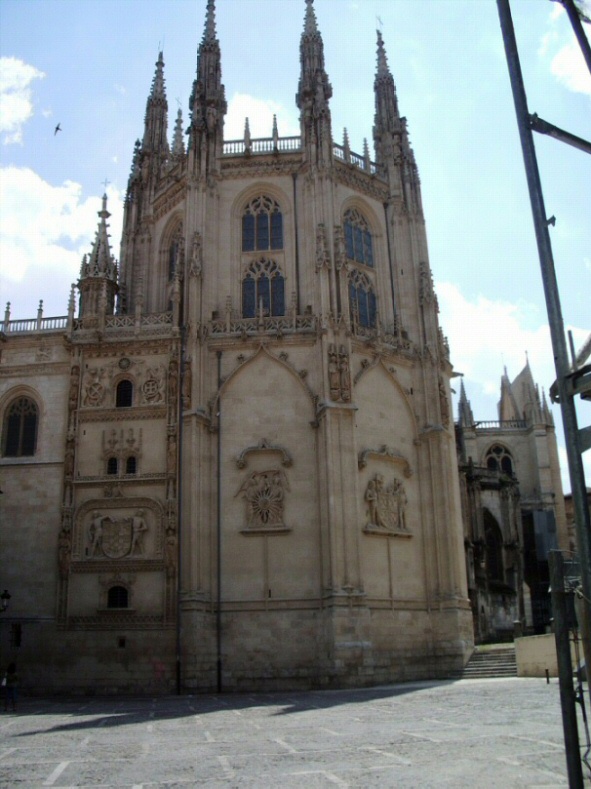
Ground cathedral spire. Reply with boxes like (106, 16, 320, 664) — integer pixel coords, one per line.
(458, 379, 475, 428)
(78, 194, 118, 319)
(171, 108, 185, 160)
(296, 0, 333, 166)
(373, 30, 421, 212)
(142, 51, 170, 157)
(189, 0, 226, 175)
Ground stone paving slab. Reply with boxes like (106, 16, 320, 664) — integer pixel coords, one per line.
(0, 678, 589, 788)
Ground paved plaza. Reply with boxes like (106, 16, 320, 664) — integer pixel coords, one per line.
(1, 677, 590, 788)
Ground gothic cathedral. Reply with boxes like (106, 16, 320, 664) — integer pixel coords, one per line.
(5, 0, 555, 692)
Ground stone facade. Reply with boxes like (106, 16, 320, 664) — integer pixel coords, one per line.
(3, 0, 478, 693)
(456, 367, 568, 641)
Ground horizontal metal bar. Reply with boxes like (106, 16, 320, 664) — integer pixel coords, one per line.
(529, 113, 591, 155)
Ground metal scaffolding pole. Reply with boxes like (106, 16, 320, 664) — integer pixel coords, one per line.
(496, 0, 591, 617)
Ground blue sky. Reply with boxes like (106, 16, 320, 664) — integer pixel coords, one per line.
(1, 0, 589, 491)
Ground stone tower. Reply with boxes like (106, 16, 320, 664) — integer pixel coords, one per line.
(0, 0, 473, 692)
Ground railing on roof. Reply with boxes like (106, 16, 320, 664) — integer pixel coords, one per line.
(223, 136, 302, 156)
(473, 419, 528, 430)
(221, 134, 379, 175)
(332, 143, 378, 175)
(3, 316, 68, 334)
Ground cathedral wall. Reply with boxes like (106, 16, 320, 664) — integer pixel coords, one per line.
(353, 363, 423, 600)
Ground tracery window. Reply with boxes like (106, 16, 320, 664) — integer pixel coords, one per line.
(349, 269, 377, 329)
(344, 208, 373, 267)
(242, 196, 283, 252)
(485, 444, 514, 476)
(107, 586, 128, 609)
(116, 380, 133, 408)
(1, 396, 38, 457)
(242, 258, 285, 318)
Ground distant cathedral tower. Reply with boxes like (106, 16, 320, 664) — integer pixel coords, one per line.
(0, 0, 477, 693)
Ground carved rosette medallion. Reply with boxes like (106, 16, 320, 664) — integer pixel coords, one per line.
(236, 469, 290, 532)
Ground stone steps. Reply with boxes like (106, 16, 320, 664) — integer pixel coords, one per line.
(455, 647, 517, 679)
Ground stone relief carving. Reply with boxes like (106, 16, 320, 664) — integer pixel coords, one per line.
(189, 230, 203, 278)
(236, 438, 293, 469)
(358, 445, 412, 478)
(87, 509, 150, 559)
(181, 359, 192, 409)
(315, 223, 331, 271)
(84, 367, 106, 406)
(328, 344, 351, 402)
(419, 261, 435, 305)
(333, 224, 346, 271)
(236, 469, 290, 531)
(364, 473, 409, 534)
(141, 366, 165, 404)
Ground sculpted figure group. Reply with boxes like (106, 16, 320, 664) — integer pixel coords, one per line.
(364, 473, 409, 533)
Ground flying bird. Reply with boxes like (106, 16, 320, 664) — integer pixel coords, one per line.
(54, 123, 61, 135)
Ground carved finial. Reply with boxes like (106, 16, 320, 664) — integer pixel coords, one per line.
(244, 117, 251, 149)
(203, 0, 217, 42)
(272, 114, 279, 147)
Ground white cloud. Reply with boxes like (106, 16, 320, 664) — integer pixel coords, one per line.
(0, 57, 45, 144)
(225, 92, 299, 141)
(0, 166, 123, 318)
(437, 280, 591, 493)
(550, 37, 591, 95)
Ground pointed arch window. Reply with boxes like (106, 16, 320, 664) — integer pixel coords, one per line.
(107, 457, 118, 475)
(349, 269, 377, 329)
(242, 259, 285, 318)
(125, 456, 137, 475)
(344, 208, 373, 267)
(485, 444, 514, 476)
(2, 396, 38, 457)
(242, 196, 283, 252)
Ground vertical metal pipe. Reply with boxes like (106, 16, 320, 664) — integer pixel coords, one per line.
(216, 350, 223, 693)
(549, 551, 584, 788)
(496, 0, 591, 631)
(561, 0, 591, 75)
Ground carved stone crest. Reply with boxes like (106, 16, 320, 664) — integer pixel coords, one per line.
(364, 474, 409, 534)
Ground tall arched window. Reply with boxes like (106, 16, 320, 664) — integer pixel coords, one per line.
(125, 456, 137, 475)
(2, 396, 38, 457)
(242, 259, 285, 318)
(107, 457, 118, 475)
(485, 444, 514, 476)
(116, 380, 133, 408)
(349, 269, 376, 329)
(344, 208, 373, 267)
(242, 196, 283, 252)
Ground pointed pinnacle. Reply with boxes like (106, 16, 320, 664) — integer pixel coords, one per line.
(376, 29, 390, 77)
(304, 0, 318, 36)
(151, 51, 166, 99)
(203, 0, 217, 42)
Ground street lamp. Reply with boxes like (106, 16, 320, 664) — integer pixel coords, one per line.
(0, 590, 10, 613)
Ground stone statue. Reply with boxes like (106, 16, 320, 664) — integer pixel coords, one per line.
(130, 510, 148, 555)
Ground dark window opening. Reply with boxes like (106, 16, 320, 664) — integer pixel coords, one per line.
(241, 259, 285, 318)
(116, 380, 133, 408)
(107, 457, 118, 475)
(344, 208, 373, 267)
(126, 456, 137, 475)
(2, 397, 38, 457)
(107, 586, 128, 609)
